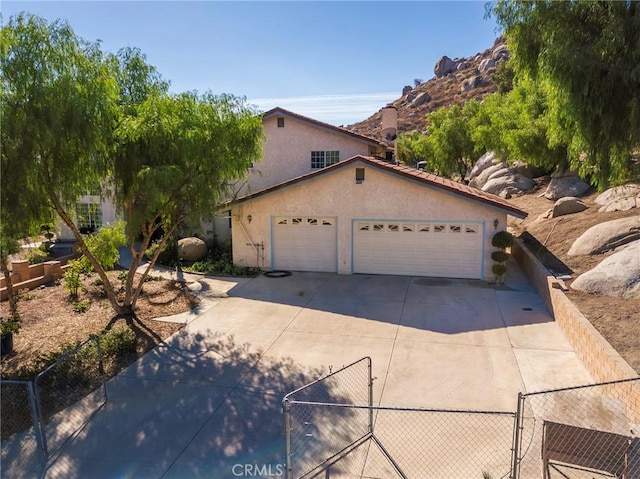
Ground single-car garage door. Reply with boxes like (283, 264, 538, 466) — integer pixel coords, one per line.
(353, 220, 483, 278)
(272, 216, 337, 272)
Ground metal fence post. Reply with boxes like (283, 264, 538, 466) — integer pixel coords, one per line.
(367, 357, 373, 434)
(283, 398, 292, 479)
(510, 392, 525, 479)
(25, 380, 47, 468)
(33, 374, 49, 458)
(93, 334, 108, 403)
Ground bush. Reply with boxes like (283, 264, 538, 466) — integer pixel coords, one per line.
(145, 235, 179, 266)
(26, 248, 50, 265)
(183, 243, 259, 277)
(73, 300, 89, 313)
(84, 221, 127, 271)
(491, 251, 509, 263)
(63, 261, 83, 299)
(492, 263, 507, 277)
(99, 327, 136, 356)
(491, 231, 514, 250)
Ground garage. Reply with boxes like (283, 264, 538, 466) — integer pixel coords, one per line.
(353, 220, 484, 279)
(272, 216, 337, 272)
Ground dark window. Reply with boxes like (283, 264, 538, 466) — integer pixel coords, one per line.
(355, 168, 365, 182)
(311, 151, 340, 169)
(277, 117, 285, 128)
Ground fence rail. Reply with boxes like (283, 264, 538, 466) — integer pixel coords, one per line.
(0, 335, 107, 478)
(284, 358, 640, 479)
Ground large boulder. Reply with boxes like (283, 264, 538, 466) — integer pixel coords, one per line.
(411, 91, 431, 107)
(478, 58, 496, 73)
(567, 216, 640, 256)
(402, 85, 413, 96)
(595, 184, 640, 212)
(481, 174, 534, 196)
(552, 197, 588, 218)
(544, 174, 590, 200)
(434, 56, 456, 78)
(468, 151, 499, 182)
(177, 237, 208, 261)
(470, 162, 507, 189)
(571, 240, 640, 299)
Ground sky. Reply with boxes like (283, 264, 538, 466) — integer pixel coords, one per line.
(2, 1, 502, 126)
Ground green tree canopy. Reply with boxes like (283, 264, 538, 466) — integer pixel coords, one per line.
(489, 0, 640, 188)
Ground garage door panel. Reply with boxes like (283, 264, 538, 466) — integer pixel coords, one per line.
(354, 221, 483, 279)
(273, 216, 337, 272)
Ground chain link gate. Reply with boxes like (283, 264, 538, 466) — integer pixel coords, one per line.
(512, 377, 640, 479)
(282, 357, 517, 479)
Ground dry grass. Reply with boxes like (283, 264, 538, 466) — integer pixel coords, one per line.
(0, 270, 198, 378)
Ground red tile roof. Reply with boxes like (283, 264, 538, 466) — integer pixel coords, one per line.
(226, 155, 529, 219)
(262, 107, 384, 147)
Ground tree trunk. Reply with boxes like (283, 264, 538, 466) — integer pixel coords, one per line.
(48, 194, 126, 316)
(0, 253, 20, 322)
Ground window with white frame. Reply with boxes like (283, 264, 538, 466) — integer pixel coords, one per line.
(75, 202, 102, 232)
(311, 150, 340, 169)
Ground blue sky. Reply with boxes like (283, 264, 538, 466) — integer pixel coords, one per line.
(2, 1, 501, 125)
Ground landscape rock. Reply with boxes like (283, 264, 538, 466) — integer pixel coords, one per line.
(544, 175, 590, 200)
(461, 77, 477, 92)
(456, 61, 470, 70)
(595, 184, 640, 205)
(567, 216, 640, 256)
(434, 55, 456, 78)
(411, 92, 432, 107)
(510, 161, 548, 179)
(402, 85, 413, 96)
(481, 174, 534, 196)
(552, 197, 588, 218)
(470, 162, 507, 189)
(599, 196, 640, 213)
(177, 237, 208, 261)
(595, 184, 640, 212)
(492, 44, 509, 60)
(571, 240, 640, 299)
(487, 167, 512, 181)
(478, 58, 496, 73)
(468, 151, 499, 182)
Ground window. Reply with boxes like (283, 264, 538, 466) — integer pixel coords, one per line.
(373, 224, 384, 231)
(388, 224, 399, 231)
(277, 117, 285, 128)
(403, 224, 414, 232)
(76, 202, 102, 233)
(450, 225, 461, 233)
(355, 168, 365, 183)
(311, 150, 340, 169)
(434, 225, 446, 233)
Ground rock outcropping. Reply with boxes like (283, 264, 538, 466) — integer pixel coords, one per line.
(567, 216, 640, 256)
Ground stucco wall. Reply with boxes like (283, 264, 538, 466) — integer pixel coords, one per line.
(56, 194, 119, 241)
(236, 116, 378, 196)
(231, 161, 508, 277)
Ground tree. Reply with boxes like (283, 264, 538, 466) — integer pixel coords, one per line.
(112, 89, 264, 313)
(2, 13, 264, 318)
(470, 76, 571, 171)
(488, 0, 640, 189)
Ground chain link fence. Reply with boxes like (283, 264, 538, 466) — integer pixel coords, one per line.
(283, 357, 517, 479)
(1, 335, 107, 477)
(514, 377, 640, 479)
(0, 380, 45, 479)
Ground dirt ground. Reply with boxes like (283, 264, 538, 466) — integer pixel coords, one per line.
(507, 178, 640, 373)
(0, 270, 197, 378)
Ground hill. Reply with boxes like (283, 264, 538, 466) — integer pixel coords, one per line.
(348, 38, 507, 139)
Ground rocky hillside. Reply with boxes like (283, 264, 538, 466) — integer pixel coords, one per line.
(348, 38, 508, 139)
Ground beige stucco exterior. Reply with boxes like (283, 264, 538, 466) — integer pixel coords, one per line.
(233, 113, 383, 197)
(231, 159, 509, 278)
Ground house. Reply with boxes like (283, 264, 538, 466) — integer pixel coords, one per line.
(225, 155, 528, 279)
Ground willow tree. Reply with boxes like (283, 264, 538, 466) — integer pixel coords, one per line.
(113, 90, 264, 313)
(2, 13, 264, 317)
(1, 13, 120, 310)
(488, 0, 640, 188)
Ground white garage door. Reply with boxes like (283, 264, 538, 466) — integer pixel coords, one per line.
(353, 221, 483, 278)
(272, 216, 337, 272)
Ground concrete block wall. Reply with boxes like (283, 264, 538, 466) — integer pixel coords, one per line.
(1, 258, 73, 301)
(512, 238, 640, 422)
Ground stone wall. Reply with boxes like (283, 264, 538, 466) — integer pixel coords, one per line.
(0, 258, 73, 301)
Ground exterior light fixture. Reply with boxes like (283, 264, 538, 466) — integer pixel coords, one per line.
(494, 218, 499, 230)
(247, 215, 252, 223)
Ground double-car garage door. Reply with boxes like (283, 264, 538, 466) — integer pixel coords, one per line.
(272, 217, 483, 279)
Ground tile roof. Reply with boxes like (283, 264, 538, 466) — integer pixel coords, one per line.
(262, 107, 384, 147)
(225, 155, 529, 219)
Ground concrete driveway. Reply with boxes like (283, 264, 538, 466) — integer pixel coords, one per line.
(39, 262, 593, 478)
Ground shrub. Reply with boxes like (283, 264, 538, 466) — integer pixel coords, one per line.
(99, 327, 136, 356)
(84, 221, 127, 271)
(491, 251, 509, 263)
(492, 263, 507, 277)
(63, 262, 83, 299)
(73, 300, 89, 313)
(26, 248, 50, 265)
(145, 235, 179, 266)
(491, 231, 514, 250)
